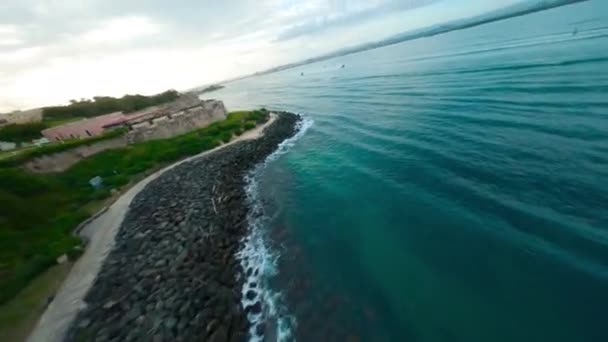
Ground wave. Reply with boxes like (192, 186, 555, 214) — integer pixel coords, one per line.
(237, 114, 314, 342)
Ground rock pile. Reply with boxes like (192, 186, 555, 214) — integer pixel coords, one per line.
(66, 112, 300, 342)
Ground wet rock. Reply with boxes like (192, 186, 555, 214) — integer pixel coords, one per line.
(206, 319, 219, 334)
(166, 316, 178, 329)
(245, 302, 262, 315)
(245, 290, 257, 300)
(103, 300, 117, 309)
(255, 323, 265, 336)
(230, 331, 247, 342)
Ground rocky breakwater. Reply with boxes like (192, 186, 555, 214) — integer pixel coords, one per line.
(65, 112, 300, 342)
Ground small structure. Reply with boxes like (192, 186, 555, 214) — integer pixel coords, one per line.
(89, 176, 103, 189)
(33, 137, 50, 147)
(0, 141, 17, 151)
(0, 108, 43, 127)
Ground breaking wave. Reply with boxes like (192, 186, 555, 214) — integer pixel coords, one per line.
(237, 115, 313, 342)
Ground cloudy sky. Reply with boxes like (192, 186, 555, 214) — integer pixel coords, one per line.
(0, 0, 524, 112)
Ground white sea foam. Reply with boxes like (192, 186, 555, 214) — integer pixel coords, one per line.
(237, 114, 313, 342)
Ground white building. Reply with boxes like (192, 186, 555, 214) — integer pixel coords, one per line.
(33, 137, 50, 146)
(0, 108, 43, 127)
(0, 141, 17, 151)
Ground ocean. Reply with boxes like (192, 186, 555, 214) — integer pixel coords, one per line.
(213, 1, 608, 341)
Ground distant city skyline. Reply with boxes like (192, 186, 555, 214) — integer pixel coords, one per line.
(0, 0, 546, 111)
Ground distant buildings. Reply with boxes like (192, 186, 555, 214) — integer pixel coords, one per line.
(0, 108, 43, 127)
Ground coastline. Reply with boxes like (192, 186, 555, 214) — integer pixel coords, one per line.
(27, 112, 297, 342)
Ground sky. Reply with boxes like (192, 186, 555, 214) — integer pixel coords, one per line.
(0, 0, 526, 112)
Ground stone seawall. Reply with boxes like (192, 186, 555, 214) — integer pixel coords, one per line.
(63, 113, 300, 341)
(127, 100, 227, 144)
(24, 136, 127, 173)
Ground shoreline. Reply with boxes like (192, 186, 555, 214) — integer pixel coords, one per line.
(27, 112, 292, 342)
(238, 115, 313, 341)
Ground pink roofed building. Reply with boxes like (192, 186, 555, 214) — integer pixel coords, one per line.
(41, 94, 207, 142)
(42, 112, 127, 141)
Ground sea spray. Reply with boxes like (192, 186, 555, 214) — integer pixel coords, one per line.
(237, 115, 313, 342)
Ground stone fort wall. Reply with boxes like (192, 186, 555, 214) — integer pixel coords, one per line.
(25, 136, 127, 173)
(126, 100, 227, 144)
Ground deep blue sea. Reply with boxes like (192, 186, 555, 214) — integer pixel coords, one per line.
(215, 1, 608, 341)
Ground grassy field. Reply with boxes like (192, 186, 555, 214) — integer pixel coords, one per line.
(43, 117, 83, 128)
(0, 262, 73, 342)
(0, 122, 48, 143)
(0, 110, 268, 306)
(0, 128, 126, 168)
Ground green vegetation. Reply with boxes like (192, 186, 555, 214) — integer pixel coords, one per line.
(0, 122, 48, 143)
(0, 128, 127, 168)
(0, 262, 73, 341)
(43, 89, 180, 120)
(43, 116, 83, 128)
(0, 110, 268, 305)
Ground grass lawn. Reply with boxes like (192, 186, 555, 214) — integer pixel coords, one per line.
(0, 145, 38, 161)
(0, 128, 126, 168)
(0, 150, 12, 160)
(43, 117, 83, 128)
(0, 262, 73, 342)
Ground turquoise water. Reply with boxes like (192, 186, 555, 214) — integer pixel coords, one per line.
(215, 1, 608, 341)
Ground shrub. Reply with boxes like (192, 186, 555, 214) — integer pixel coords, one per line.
(220, 132, 232, 143)
(43, 90, 180, 120)
(0, 254, 55, 304)
(0, 122, 48, 142)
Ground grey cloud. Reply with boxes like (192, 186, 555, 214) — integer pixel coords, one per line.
(275, 0, 440, 41)
(0, 0, 274, 52)
(0, 0, 280, 86)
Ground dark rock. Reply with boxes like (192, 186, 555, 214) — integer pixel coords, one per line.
(208, 325, 228, 342)
(103, 300, 117, 309)
(206, 319, 219, 334)
(64, 112, 301, 341)
(125, 305, 142, 322)
(230, 331, 247, 342)
(77, 318, 91, 329)
(178, 301, 190, 315)
(245, 290, 257, 301)
(166, 316, 178, 329)
(255, 323, 265, 336)
(45, 294, 55, 308)
(245, 301, 262, 315)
